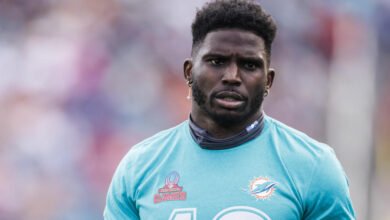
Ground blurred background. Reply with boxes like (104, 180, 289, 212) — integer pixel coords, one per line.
(0, 0, 389, 219)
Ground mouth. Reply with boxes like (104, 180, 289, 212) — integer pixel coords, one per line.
(214, 91, 246, 109)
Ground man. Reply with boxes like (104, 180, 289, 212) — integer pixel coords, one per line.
(104, 0, 355, 219)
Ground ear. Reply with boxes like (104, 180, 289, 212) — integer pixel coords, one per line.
(266, 68, 275, 90)
(183, 58, 193, 82)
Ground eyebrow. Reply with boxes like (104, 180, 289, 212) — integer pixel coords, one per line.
(202, 53, 265, 64)
(240, 57, 265, 65)
(202, 53, 229, 59)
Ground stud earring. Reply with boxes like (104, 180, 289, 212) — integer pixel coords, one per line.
(264, 90, 269, 97)
(186, 81, 192, 100)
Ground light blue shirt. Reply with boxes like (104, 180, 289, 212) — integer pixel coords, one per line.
(104, 115, 355, 219)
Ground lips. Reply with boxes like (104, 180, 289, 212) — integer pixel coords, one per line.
(214, 91, 246, 109)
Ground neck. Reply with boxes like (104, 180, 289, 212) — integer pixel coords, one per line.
(190, 106, 263, 139)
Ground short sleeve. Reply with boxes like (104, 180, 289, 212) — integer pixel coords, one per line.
(303, 148, 355, 220)
(104, 157, 140, 220)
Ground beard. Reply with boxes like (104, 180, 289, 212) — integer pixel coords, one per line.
(191, 80, 265, 127)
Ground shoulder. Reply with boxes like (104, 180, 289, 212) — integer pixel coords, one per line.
(123, 121, 188, 166)
(130, 122, 187, 153)
(265, 115, 334, 161)
(265, 115, 340, 180)
(264, 116, 354, 217)
(111, 121, 189, 197)
(264, 115, 346, 192)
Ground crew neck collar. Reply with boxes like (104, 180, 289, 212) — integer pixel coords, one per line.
(188, 114, 265, 150)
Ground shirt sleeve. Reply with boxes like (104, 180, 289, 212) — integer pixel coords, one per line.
(303, 148, 355, 220)
(104, 157, 140, 220)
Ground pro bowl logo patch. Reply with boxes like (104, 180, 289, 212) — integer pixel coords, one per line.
(154, 171, 186, 203)
(242, 177, 277, 200)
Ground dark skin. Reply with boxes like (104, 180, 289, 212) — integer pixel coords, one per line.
(184, 29, 275, 138)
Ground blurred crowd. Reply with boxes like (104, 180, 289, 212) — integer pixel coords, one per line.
(0, 0, 389, 219)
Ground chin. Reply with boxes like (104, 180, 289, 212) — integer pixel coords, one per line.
(207, 110, 252, 127)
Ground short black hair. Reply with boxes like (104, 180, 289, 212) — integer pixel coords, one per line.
(191, 0, 277, 64)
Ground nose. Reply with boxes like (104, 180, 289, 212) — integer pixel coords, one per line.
(222, 63, 241, 86)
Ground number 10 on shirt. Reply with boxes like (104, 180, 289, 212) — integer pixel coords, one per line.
(169, 206, 271, 220)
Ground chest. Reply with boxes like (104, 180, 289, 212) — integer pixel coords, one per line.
(135, 147, 304, 220)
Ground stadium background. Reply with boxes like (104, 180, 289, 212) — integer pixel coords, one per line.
(0, 0, 389, 219)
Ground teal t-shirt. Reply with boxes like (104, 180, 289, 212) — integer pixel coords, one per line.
(104, 115, 355, 219)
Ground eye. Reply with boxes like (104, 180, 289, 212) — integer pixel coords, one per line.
(243, 62, 257, 70)
(208, 58, 225, 66)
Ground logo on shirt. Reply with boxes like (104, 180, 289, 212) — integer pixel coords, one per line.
(242, 177, 277, 200)
(154, 171, 186, 204)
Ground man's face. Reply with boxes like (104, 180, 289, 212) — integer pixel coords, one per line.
(185, 29, 274, 127)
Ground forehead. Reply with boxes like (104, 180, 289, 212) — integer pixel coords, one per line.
(197, 29, 266, 57)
